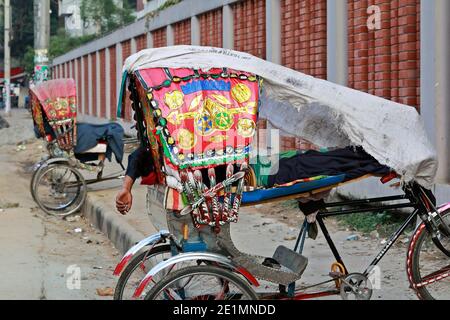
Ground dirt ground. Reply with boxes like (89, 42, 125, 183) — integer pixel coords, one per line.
(0, 110, 119, 299)
(2, 109, 420, 300)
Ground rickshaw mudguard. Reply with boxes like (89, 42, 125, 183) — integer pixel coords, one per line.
(40, 157, 70, 166)
(133, 252, 259, 298)
(33, 157, 70, 174)
(113, 230, 171, 276)
(438, 203, 450, 213)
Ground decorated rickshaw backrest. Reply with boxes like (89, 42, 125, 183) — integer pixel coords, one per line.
(133, 67, 261, 170)
(30, 78, 78, 150)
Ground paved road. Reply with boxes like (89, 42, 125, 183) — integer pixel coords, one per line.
(0, 110, 119, 299)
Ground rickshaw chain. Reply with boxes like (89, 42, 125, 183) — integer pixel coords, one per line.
(293, 277, 340, 292)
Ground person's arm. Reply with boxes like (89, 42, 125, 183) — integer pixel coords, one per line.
(115, 175, 135, 215)
(115, 146, 153, 214)
(115, 147, 142, 215)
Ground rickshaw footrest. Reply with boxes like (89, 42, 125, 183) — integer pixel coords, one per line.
(273, 245, 308, 275)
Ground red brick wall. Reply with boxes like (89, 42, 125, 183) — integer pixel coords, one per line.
(199, 9, 223, 47)
(152, 28, 167, 48)
(109, 46, 117, 120)
(83, 55, 89, 115)
(173, 19, 191, 45)
(233, 0, 266, 59)
(77, 58, 82, 113)
(281, 0, 327, 79)
(91, 53, 97, 116)
(122, 39, 132, 61)
(136, 0, 144, 11)
(135, 34, 147, 52)
(99, 49, 106, 118)
(51, 0, 423, 121)
(348, 0, 420, 108)
(121, 40, 132, 121)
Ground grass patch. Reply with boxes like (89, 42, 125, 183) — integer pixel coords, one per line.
(275, 199, 415, 237)
(336, 211, 414, 237)
(280, 200, 298, 210)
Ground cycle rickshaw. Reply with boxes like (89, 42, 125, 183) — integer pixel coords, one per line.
(29, 78, 137, 216)
(113, 46, 450, 300)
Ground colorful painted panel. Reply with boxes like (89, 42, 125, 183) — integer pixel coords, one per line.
(31, 96, 45, 137)
(30, 79, 77, 122)
(135, 68, 260, 169)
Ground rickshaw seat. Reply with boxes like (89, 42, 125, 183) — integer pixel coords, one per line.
(241, 174, 346, 204)
(78, 141, 107, 154)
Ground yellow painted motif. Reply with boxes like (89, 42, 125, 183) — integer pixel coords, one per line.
(211, 94, 232, 105)
(177, 129, 196, 150)
(189, 94, 203, 110)
(231, 83, 252, 103)
(209, 135, 227, 143)
(166, 96, 257, 128)
(237, 118, 256, 138)
(195, 112, 215, 136)
(164, 90, 184, 110)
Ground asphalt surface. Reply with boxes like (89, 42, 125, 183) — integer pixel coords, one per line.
(0, 110, 119, 300)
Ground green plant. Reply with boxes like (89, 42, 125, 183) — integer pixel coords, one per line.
(80, 0, 135, 35)
(145, 0, 183, 20)
(48, 29, 96, 59)
(22, 29, 96, 75)
(281, 199, 298, 210)
(336, 211, 414, 236)
(157, 0, 183, 11)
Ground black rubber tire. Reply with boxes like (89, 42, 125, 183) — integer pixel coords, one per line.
(30, 162, 44, 202)
(144, 265, 259, 300)
(34, 163, 87, 216)
(409, 209, 450, 300)
(30, 160, 58, 202)
(113, 244, 171, 300)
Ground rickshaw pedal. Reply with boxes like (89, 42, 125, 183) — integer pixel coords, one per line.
(329, 271, 344, 279)
(262, 257, 281, 270)
(272, 245, 308, 275)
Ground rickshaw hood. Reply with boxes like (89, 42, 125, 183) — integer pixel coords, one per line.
(119, 45, 437, 189)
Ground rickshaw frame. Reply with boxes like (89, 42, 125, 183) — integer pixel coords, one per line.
(119, 176, 450, 300)
(113, 71, 450, 300)
(29, 78, 139, 216)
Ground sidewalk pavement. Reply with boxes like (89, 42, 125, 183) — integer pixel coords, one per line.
(0, 109, 414, 299)
(82, 168, 415, 299)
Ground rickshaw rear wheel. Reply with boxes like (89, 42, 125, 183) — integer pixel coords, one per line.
(144, 265, 259, 300)
(30, 161, 45, 202)
(408, 209, 450, 300)
(114, 244, 172, 300)
(33, 163, 87, 217)
(30, 160, 63, 202)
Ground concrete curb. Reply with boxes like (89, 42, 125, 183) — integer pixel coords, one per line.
(82, 195, 144, 254)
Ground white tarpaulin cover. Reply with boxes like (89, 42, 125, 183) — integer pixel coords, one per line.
(122, 45, 437, 188)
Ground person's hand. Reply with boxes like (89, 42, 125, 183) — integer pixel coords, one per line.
(116, 188, 132, 215)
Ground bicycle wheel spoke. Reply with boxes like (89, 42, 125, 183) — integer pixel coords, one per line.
(33, 163, 86, 216)
(215, 281, 228, 300)
(164, 288, 183, 300)
(146, 266, 257, 300)
(410, 209, 450, 299)
(418, 264, 450, 287)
